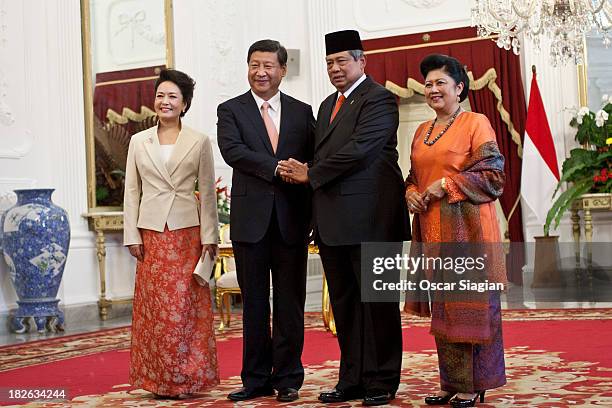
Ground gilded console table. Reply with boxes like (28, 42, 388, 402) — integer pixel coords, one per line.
(83, 211, 124, 320)
(311, 244, 336, 336)
(570, 193, 612, 272)
(214, 242, 241, 330)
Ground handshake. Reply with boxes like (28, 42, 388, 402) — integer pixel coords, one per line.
(277, 158, 309, 184)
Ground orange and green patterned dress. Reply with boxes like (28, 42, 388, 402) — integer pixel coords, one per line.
(405, 111, 507, 393)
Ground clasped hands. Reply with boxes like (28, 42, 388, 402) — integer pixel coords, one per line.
(277, 158, 309, 184)
(405, 178, 446, 213)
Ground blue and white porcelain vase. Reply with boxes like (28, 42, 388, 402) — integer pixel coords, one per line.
(1, 189, 70, 333)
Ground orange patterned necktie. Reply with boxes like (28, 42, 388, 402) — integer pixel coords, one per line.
(261, 101, 279, 153)
(329, 94, 346, 123)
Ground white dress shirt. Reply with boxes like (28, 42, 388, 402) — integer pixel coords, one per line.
(159, 144, 175, 166)
(336, 73, 367, 101)
(251, 90, 282, 134)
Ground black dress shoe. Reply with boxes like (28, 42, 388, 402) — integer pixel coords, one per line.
(276, 388, 299, 402)
(363, 391, 395, 406)
(425, 392, 457, 405)
(450, 391, 485, 407)
(318, 388, 365, 403)
(227, 387, 274, 401)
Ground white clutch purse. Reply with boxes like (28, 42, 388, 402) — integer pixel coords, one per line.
(193, 255, 216, 286)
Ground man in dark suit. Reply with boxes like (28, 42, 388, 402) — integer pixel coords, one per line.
(279, 30, 411, 406)
(217, 39, 314, 403)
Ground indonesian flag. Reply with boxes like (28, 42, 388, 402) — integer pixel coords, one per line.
(521, 69, 560, 228)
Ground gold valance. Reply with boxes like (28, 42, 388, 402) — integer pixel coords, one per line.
(106, 106, 156, 126)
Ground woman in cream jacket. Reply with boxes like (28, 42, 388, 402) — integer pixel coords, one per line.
(123, 69, 219, 398)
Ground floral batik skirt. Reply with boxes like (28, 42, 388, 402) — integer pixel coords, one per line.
(130, 226, 219, 396)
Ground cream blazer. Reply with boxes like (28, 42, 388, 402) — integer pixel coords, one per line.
(123, 125, 219, 246)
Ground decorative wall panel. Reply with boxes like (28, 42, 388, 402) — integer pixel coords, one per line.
(345, 0, 471, 37)
(0, 1, 33, 159)
(91, 0, 166, 73)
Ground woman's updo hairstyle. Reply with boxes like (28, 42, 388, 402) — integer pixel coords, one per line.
(420, 54, 469, 102)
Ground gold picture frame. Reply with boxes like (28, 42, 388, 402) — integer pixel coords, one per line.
(576, 33, 612, 110)
(80, 0, 175, 211)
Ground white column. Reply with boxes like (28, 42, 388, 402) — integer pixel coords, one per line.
(306, 0, 338, 111)
(42, 1, 101, 305)
(45, 1, 90, 234)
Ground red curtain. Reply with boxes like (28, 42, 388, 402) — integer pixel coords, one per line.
(363, 27, 525, 284)
(93, 65, 164, 123)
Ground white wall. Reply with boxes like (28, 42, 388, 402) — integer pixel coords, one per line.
(0, 0, 137, 317)
(172, 0, 475, 180)
(172, 0, 316, 185)
(0, 0, 100, 314)
(336, 0, 472, 39)
(1, 0, 608, 319)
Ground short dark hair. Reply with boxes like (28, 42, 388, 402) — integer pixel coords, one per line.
(420, 54, 470, 102)
(247, 39, 288, 66)
(154, 69, 196, 117)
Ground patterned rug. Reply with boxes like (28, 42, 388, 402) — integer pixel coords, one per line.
(1, 309, 612, 407)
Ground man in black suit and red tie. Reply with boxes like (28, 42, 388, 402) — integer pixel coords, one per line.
(279, 30, 411, 406)
(217, 39, 314, 403)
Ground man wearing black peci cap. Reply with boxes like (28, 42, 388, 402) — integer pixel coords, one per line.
(279, 30, 411, 406)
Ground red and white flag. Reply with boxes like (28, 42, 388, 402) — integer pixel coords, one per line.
(521, 68, 560, 228)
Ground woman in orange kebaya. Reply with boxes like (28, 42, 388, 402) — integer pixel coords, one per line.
(404, 54, 507, 408)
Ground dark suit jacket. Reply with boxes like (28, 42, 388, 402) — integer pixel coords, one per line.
(217, 91, 315, 245)
(309, 77, 411, 245)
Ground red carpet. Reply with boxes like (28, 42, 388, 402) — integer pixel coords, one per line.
(1, 310, 612, 407)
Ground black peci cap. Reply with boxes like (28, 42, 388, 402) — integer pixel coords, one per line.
(325, 30, 363, 56)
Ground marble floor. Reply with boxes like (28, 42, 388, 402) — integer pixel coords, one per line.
(0, 314, 132, 347)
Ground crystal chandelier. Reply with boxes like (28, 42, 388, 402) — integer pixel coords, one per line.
(471, 0, 612, 65)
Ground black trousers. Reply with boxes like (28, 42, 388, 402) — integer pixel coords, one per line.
(232, 211, 308, 390)
(318, 242, 403, 394)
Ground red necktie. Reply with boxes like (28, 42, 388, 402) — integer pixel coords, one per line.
(261, 102, 279, 153)
(329, 94, 346, 123)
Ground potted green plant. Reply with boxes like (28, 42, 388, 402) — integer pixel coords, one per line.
(544, 96, 612, 236)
